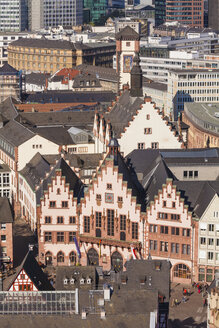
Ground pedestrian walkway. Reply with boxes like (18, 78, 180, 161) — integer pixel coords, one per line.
(168, 283, 207, 327)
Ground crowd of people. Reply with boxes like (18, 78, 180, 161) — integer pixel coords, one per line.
(172, 282, 208, 307)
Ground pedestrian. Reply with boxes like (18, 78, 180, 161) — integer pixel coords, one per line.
(198, 288, 201, 294)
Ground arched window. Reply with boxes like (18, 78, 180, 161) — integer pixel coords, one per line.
(57, 251, 64, 263)
(111, 251, 123, 272)
(45, 251, 53, 266)
(57, 188, 61, 195)
(87, 248, 99, 266)
(69, 251, 76, 265)
(173, 263, 191, 279)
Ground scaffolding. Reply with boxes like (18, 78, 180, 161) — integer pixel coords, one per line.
(0, 290, 79, 315)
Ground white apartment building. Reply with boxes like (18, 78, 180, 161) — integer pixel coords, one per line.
(140, 51, 219, 83)
(167, 69, 219, 119)
(198, 186, 219, 283)
(0, 32, 28, 66)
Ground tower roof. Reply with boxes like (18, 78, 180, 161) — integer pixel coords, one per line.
(116, 26, 140, 41)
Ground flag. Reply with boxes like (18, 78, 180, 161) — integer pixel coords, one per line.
(131, 246, 137, 260)
(99, 239, 101, 258)
(73, 236, 81, 258)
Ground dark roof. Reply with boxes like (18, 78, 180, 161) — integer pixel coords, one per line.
(193, 181, 219, 217)
(116, 26, 140, 41)
(55, 266, 97, 290)
(36, 158, 83, 204)
(0, 119, 34, 147)
(19, 153, 51, 190)
(7, 251, 54, 291)
(105, 90, 144, 138)
(73, 73, 101, 89)
(0, 97, 18, 120)
(10, 38, 75, 50)
(0, 63, 19, 75)
(124, 259, 170, 301)
(143, 80, 168, 92)
(25, 72, 49, 86)
(31, 126, 74, 145)
(24, 90, 116, 104)
(0, 197, 13, 223)
(76, 64, 118, 83)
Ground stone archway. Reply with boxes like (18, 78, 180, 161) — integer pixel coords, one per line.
(111, 251, 123, 272)
(87, 248, 99, 266)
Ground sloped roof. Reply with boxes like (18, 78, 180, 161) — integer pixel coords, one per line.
(193, 181, 219, 217)
(7, 251, 54, 291)
(10, 38, 75, 50)
(0, 119, 34, 147)
(19, 152, 51, 191)
(105, 90, 144, 138)
(25, 72, 49, 86)
(0, 63, 18, 75)
(0, 97, 18, 120)
(116, 26, 140, 40)
(36, 158, 83, 204)
(0, 197, 13, 223)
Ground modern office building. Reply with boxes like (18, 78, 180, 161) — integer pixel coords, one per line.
(28, 0, 83, 30)
(83, 0, 107, 24)
(166, 0, 204, 27)
(0, 0, 28, 32)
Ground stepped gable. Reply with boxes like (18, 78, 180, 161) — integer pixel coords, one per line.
(6, 251, 54, 291)
(144, 158, 176, 205)
(19, 152, 51, 190)
(105, 90, 144, 138)
(36, 157, 83, 204)
(98, 144, 146, 211)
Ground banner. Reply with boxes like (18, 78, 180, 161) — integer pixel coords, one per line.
(73, 236, 81, 258)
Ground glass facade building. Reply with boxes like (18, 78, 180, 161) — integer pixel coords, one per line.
(0, 0, 28, 32)
(83, 0, 107, 24)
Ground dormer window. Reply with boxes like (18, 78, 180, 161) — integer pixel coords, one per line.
(80, 278, 85, 285)
(107, 183, 112, 190)
(63, 278, 68, 285)
(70, 278, 75, 285)
(87, 277, 92, 284)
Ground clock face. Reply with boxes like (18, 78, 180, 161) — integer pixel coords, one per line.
(105, 193, 114, 204)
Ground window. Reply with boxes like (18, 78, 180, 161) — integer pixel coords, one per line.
(183, 171, 188, 178)
(107, 209, 114, 236)
(57, 232, 64, 243)
(160, 241, 168, 252)
(160, 226, 168, 234)
(84, 216, 90, 233)
(149, 224, 157, 233)
(20, 274, 25, 280)
(126, 42, 130, 46)
(49, 201, 56, 208)
(96, 212, 102, 228)
(96, 194, 101, 201)
(200, 237, 206, 245)
(62, 201, 68, 208)
(57, 216, 64, 224)
(174, 263, 191, 279)
(146, 114, 150, 120)
(118, 196, 123, 202)
(69, 216, 76, 224)
(57, 251, 64, 263)
(120, 215, 126, 231)
(163, 201, 166, 207)
(57, 188, 61, 195)
(171, 214, 180, 221)
(144, 128, 152, 134)
(208, 238, 214, 246)
(209, 224, 214, 232)
(107, 183, 112, 190)
(158, 212, 168, 219)
(69, 251, 76, 264)
(1, 235, 6, 241)
(138, 143, 145, 150)
(171, 243, 175, 253)
(44, 232, 52, 242)
(132, 222, 138, 239)
(194, 171, 198, 178)
(208, 252, 214, 260)
(0, 224, 6, 230)
(149, 240, 157, 250)
(172, 202, 176, 208)
(189, 171, 193, 178)
(217, 239, 219, 246)
(151, 142, 159, 149)
(45, 216, 51, 224)
(69, 232, 76, 242)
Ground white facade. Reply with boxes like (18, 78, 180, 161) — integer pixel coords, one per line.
(118, 100, 182, 156)
(198, 196, 219, 270)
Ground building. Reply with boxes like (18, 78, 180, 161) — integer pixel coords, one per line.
(0, 0, 28, 32)
(166, 0, 204, 27)
(0, 197, 13, 267)
(0, 63, 21, 103)
(83, 0, 107, 24)
(196, 183, 219, 283)
(0, 32, 28, 67)
(183, 103, 219, 148)
(208, 0, 219, 31)
(6, 250, 54, 291)
(154, 0, 166, 27)
(8, 38, 116, 74)
(28, 0, 83, 31)
(167, 69, 219, 120)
